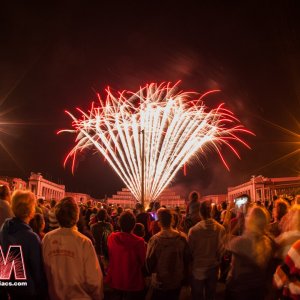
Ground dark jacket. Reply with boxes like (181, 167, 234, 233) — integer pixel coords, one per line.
(146, 232, 191, 290)
(0, 218, 47, 299)
(91, 221, 113, 257)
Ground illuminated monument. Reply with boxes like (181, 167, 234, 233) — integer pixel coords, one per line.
(107, 188, 186, 208)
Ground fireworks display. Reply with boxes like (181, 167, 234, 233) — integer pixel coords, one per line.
(59, 82, 252, 205)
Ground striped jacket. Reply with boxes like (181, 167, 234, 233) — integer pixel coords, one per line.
(274, 239, 300, 299)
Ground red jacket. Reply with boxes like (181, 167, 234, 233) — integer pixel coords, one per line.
(105, 232, 146, 291)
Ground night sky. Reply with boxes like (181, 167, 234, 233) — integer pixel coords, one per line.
(1, 2, 300, 199)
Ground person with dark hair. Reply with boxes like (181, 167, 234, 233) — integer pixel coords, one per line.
(106, 210, 146, 299)
(84, 200, 93, 228)
(0, 190, 47, 300)
(146, 208, 191, 300)
(112, 206, 123, 231)
(212, 203, 222, 223)
(48, 199, 59, 231)
(188, 201, 226, 300)
(182, 200, 201, 234)
(269, 198, 289, 237)
(136, 203, 152, 241)
(0, 184, 13, 229)
(220, 201, 228, 224)
(88, 207, 98, 227)
(91, 208, 113, 272)
(186, 190, 201, 214)
(149, 201, 161, 236)
(42, 197, 103, 300)
(29, 213, 45, 240)
(172, 210, 185, 237)
(37, 198, 49, 231)
(133, 222, 146, 239)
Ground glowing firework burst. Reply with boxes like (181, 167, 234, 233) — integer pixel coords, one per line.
(59, 82, 252, 204)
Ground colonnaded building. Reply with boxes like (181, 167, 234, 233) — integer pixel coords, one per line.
(1, 172, 300, 207)
(0, 172, 100, 204)
(227, 175, 300, 203)
(28, 172, 65, 201)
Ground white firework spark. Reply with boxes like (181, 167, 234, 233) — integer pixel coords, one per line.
(59, 82, 252, 204)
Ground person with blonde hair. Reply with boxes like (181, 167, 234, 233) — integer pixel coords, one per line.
(275, 204, 300, 260)
(0, 184, 13, 228)
(0, 190, 47, 300)
(225, 205, 274, 300)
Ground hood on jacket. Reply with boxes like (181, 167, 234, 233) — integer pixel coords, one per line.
(109, 232, 143, 247)
(196, 219, 220, 231)
(1, 217, 32, 234)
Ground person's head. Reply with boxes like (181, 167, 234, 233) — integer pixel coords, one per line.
(0, 185, 11, 202)
(133, 223, 145, 237)
(55, 197, 79, 228)
(172, 210, 180, 229)
(199, 201, 211, 220)
(50, 199, 57, 209)
(135, 202, 144, 212)
(189, 191, 200, 203)
(11, 190, 36, 223)
(117, 206, 123, 215)
(245, 206, 270, 235)
(273, 198, 289, 221)
(119, 210, 136, 233)
(97, 208, 108, 222)
(153, 201, 160, 211)
(38, 198, 44, 206)
(29, 213, 45, 233)
(107, 206, 112, 216)
(157, 208, 173, 229)
(221, 201, 227, 210)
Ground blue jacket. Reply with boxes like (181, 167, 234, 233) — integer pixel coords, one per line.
(0, 217, 47, 299)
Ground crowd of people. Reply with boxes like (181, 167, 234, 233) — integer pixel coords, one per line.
(0, 185, 300, 300)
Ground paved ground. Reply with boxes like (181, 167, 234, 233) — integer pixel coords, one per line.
(104, 282, 226, 299)
(180, 283, 226, 300)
